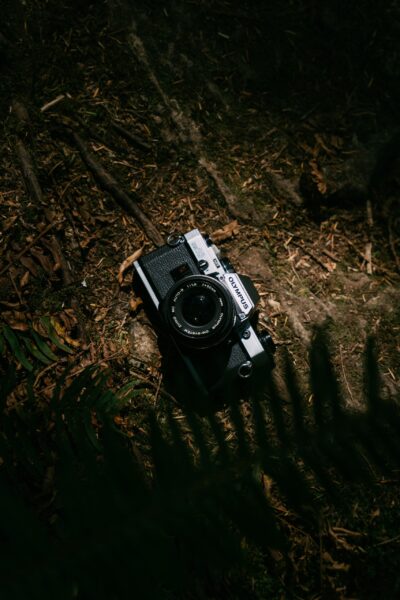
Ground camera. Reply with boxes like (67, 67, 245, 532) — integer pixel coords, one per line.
(134, 229, 275, 403)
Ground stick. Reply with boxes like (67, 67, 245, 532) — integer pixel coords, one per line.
(112, 121, 151, 151)
(340, 234, 398, 279)
(365, 197, 374, 274)
(15, 138, 44, 204)
(320, 247, 339, 262)
(290, 240, 331, 271)
(388, 217, 400, 272)
(71, 131, 163, 246)
(339, 344, 354, 404)
(42, 235, 73, 285)
(40, 94, 65, 113)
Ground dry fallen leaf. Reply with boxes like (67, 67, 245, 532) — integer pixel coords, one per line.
(20, 256, 39, 277)
(41, 237, 62, 272)
(325, 260, 337, 272)
(211, 220, 240, 243)
(310, 159, 327, 195)
(267, 298, 282, 313)
(8, 321, 30, 332)
(314, 133, 334, 155)
(322, 552, 350, 572)
(20, 270, 30, 288)
(59, 309, 78, 331)
(7, 319, 29, 331)
(79, 235, 97, 249)
(118, 247, 143, 286)
(261, 473, 273, 498)
(129, 296, 143, 312)
(371, 507, 380, 519)
(0, 300, 21, 309)
(2, 311, 29, 331)
(44, 208, 58, 223)
(2, 216, 18, 231)
(94, 307, 109, 322)
(50, 316, 80, 348)
(30, 248, 55, 276)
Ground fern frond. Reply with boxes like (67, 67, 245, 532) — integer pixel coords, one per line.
(0, 319, 74, 373)
(0, 329, 399, 599)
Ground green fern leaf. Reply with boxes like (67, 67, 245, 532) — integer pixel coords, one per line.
(21, 337, 52, 365)
(2, 326, 33, 372)
(31, 330, 58, 361)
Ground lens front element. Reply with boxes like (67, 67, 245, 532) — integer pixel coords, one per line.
(182, 289, 216, 326)
(164, 276, 234, 348)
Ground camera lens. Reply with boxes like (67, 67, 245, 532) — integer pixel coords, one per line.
(182, 290, 216, 326)
(163, 275, 235, 348)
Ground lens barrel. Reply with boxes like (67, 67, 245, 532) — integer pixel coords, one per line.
(163, 275, 235, 348)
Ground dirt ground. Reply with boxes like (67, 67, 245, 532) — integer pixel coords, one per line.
(1, 1, 398, 403)
(1, 1, 400, 596)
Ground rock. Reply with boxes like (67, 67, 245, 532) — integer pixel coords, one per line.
(128, 319, 160, 368)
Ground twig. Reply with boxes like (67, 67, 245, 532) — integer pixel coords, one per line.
(112, 121, 151, 151)
(71, 131, 163, 246)
(365, 197, 374, 274)
(15, 138, 44, 204)
(342, 235, 370, 262)
(340, 234, 398, 279)
(153, 373, 163, 406)
(372, 533, 400, 548)
(0, 220, 64, 276)
(33, 352, 85, 387)
(40, 94, 65, 113)
(320, 247, 339, 262)
(388, 217, 400, 272)
(130, 369, 177, 404)
(290, 240, 331, 271)
(339, 344, 354, 404)
(42, 235, 73, 286)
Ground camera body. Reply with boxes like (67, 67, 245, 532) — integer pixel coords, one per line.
(134, 229, 274, 403)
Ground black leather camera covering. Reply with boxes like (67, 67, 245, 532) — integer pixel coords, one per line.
(140, 243, 198, 300)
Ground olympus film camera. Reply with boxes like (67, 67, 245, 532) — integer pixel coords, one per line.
(134, 229, 275, 403)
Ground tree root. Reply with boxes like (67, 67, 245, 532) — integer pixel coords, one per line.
(71, 131, 163, 246)
(11, 101, 88, 342)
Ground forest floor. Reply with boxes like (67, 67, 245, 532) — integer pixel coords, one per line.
(1, 1, 400, 597)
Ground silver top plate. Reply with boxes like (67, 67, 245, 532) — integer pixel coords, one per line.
(185, 229, 254, 317)
(184, 229, 224, 277)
